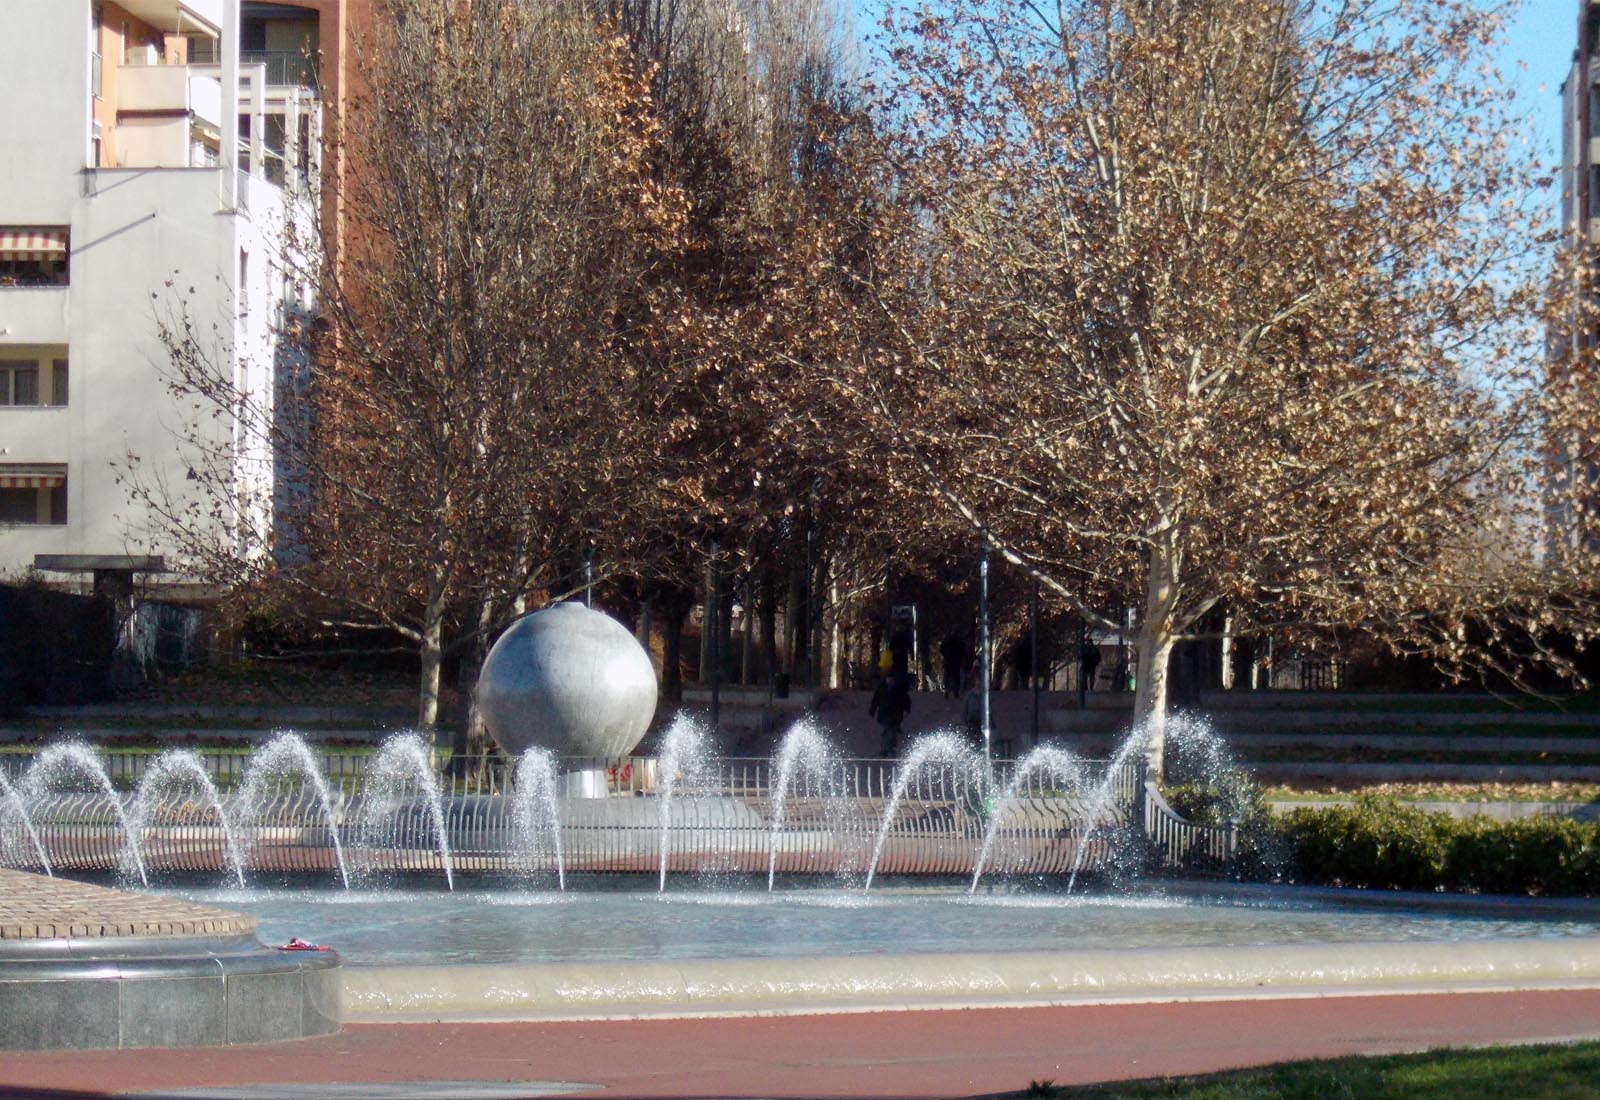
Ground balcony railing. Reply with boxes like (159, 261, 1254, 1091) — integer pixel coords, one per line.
(241, 50, 317, 88)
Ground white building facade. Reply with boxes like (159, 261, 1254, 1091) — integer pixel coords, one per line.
(0, 0, 318, 588)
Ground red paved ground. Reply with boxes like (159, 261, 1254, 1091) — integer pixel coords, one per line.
(5, 991, 1600, 1098)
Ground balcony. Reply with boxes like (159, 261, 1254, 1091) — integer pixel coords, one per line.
(186, 41, 317, 90)
(114, 0, 223, 35)
(242, 51, 318, 89)
(184, 63, 321, 194)
(119, 64, 223, 127)
(116, 64, 224, 169)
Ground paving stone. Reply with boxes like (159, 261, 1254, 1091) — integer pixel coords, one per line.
(0, 869, 255, 939)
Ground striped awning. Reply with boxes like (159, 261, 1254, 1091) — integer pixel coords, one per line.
(0, 465, 65, 489)
(0, 229, 68, 261)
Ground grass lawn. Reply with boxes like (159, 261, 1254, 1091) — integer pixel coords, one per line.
(1022, 1042, 1600, 1099)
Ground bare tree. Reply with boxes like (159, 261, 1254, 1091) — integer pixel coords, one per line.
(831, 0, 1600, 773)
(138, 0, 688, 730)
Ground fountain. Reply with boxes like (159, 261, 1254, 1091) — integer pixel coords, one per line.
(511, 747, 566, 889)
(863, 732, 986, 891)
(131, 750, 247, 889)
(0, 770, 52, 876)
(22, 743, 147, 887)
(1066, 718, 1154, 892)
(654, 714, 718, 891)
(971, 744, 1090, 892)
(4, 713, 1600, 1027)
(237, 732, 352, 888)
(766, 719, 843, 890)
(1165, 712, 1254, 814)
(353, 732, 455, 890)
(0, 721, 1209, 889)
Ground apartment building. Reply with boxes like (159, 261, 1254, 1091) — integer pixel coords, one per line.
(1557, 1, 1600, 555)
(0, 0, 325, 591)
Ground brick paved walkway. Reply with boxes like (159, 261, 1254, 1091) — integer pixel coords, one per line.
(3, 990, 1600, 1098)
(0, 868, 255, 939)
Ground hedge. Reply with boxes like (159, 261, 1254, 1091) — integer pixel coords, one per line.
(1276, 795, 1600, 897)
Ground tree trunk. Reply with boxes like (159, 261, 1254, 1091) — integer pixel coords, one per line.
(454, 597, 496, 761)
(810, 554, 826, 688)
(760, 569, 778, 685)
(785, 566, 803, 680)
(417, 570, 448, 732)
(740, 575, 753, 684)
(698, 557, 715, 686)
(1132, 537, 1181, 780)
(718, 565, 735, 685)
(634, 597, 651, 648)
(1132, 629, 1174, 778)
(661, 600, 687, 702)
(828, 573, 843, 689)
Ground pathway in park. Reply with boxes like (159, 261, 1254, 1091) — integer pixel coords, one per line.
(4, 989, 1600, 1098)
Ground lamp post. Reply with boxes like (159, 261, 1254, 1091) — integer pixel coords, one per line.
(710, 537, 721, 728)
(1030, 580, 1040, 746)
(979, 528, 991, 769)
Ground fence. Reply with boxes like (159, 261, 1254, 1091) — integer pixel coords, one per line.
(0, 750, 1234, 879)
(1141, 780, 1238, 868)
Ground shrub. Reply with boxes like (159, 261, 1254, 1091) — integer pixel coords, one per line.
(1162, 777, 1280, 878)
(1276, 797, 1600, 896)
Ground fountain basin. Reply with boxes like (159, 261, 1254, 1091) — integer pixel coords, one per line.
(343, 937, 1600, 1021)
(0, 869, 340, 1050)
(148, 881, 1600, 1021)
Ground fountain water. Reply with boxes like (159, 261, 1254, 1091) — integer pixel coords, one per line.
(970, 745, 1089, 892)
(511, 748, 565, 889)
(0, 769, 52, 876)
(655, 714, 717, 891)
(131, 750, 247, 889)
(237, 732, 352, 889)
(766, 719, 842, 891)
(1065, 720, 1152, 892)
(22, 743, 147, 887)
(1165, 713, 1254, 815)
(864, 732, 985, 891)
(354, 732, 455, 890)
(0, 717, 1233, 890)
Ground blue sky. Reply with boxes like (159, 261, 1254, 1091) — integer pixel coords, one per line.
(1504, 0, 1574, 173)
(855, 0, 1579, 219)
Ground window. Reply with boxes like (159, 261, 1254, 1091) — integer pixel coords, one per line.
(0, 354, 67, 406)
(1, 362, 38, 405)
(0, 465, 67, 526)
(0, 228, 70, 287)
(186, 35, 218, 65)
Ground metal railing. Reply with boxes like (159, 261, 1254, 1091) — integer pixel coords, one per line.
(1142, 781, 1238, 868)
(240, 51, 317, 88)
(0, 749, 1235, 880)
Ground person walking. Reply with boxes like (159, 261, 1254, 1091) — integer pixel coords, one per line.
(940, 632, 967, 699)
(869, 652, 912, 757)
(1080, 641, 1102, 693)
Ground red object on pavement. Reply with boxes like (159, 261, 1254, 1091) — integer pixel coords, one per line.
(277, 937, 329, 952)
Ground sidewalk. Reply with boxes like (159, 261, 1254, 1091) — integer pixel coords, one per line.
(4, 989, 1600, 1099)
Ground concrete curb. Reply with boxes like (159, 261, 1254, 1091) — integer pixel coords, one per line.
(0, 934, 342, 1050)
(342, 936, 1600, 1022)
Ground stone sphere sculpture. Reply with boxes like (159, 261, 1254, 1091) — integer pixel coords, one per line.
(477, 602, 658, 757)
